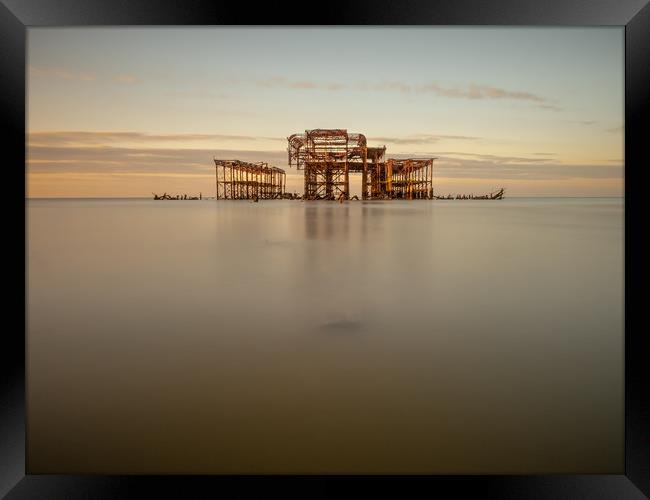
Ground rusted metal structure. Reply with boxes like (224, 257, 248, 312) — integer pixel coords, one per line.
(288, 129, 435, 200)
(213, 159, 286, 200)
(288, 129, 368, 200)
(384, 158, 434, 199)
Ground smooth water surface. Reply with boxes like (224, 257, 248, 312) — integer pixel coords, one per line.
(27, 198, 624, 473)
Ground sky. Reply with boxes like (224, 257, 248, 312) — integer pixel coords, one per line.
(27, 27, 624, 198)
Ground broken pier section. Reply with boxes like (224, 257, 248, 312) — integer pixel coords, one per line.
(214, 159, 286, 200)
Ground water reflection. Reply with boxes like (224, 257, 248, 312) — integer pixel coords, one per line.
(303, 203, 350, 241)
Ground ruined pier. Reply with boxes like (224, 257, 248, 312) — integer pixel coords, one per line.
(213, 159, 286, 200)
(201, 129, 503, 201)
(288, 129, 435, 200)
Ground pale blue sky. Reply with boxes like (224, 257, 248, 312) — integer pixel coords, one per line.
(27, 27, 624, 197)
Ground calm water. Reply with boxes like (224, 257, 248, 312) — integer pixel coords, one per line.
(26, 198, 624, 473)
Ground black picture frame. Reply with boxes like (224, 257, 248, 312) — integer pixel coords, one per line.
(3, 0, 648, 497)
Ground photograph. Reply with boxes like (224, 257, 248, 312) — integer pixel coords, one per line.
(25, 26, 625, 475)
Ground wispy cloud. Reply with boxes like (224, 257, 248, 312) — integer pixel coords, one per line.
(255, 76, 342, 90)
(606, 126, 623, 133)
(28, 131, 285, 147)
(112, 74, 138, 84)
(414, 82, 547, 103)
(368, 134, 481, 145)
(365, 81, 413, 94)
(27, 131, 622, 188)
(164, 90, 240, 100)
(535, 104, 563, 111)
(250, 76, 558, 108)
(27, 143, 622, 182)
(29, 66, 96, 82)
(28, 145, 289, 175)
(569, 120, 597, 125)
(29, 65, 139, 85)
(29, 131, 481, 150)
(418, 151, 560, 165)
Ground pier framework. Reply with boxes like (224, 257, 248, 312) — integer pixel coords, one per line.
(288, 129, 435, 200)
(213, 159, 286, 200)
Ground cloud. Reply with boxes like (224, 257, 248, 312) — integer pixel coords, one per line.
(29, 66, 96, 82)
(27, 144, 289, 175)
(112, 74, 138, 84)
(27, 143, 622, 183)
(29, 65, 140, 85)
(425, 151, 558, 164)
(606, 126, 623, 133)
(366, 81, 413, 94)
(414, 82, 546, 104)
(250, 76, 559, 109)
(28, 131, 285, 147)
(27, 132, 621, 188)
(428, 155, 621, 180)
(368, 134, 481, 145)
(28, 131, 481, 158)
(164, 90, 239, 100)
(255, 76, 336, 90)
(535, 104, 563, 111)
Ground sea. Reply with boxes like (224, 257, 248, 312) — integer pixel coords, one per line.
(26, 197, 624, 473)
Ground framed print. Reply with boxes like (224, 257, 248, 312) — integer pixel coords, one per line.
(2, 0, 649, 497)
